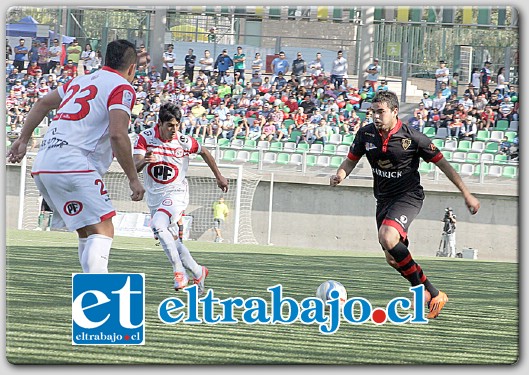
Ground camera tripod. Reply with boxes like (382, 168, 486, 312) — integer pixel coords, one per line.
(436, 231, 456, 257)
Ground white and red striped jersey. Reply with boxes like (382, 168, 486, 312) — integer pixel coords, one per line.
(133, 126, 201, 208)
(32, 66, 136, 176)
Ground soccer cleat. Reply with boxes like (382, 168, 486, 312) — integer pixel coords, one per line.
(174, 272, 189, 291)
(427, 290, 448, 319)
(194, 266, 209, 296)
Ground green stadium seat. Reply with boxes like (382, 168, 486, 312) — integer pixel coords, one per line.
(473, 164, 489, 177)
(330, 156, 343, 168)
(475, 130, 490, 142)
(504, 131, 517, 142)
(295, 143, 310, 153)
(269, 141, 283, 152)
(494, 154, 509, 163)
(248, 151, 260, 163)
(283, 119, 295, 130)
(423, 127, 436, 138)
(419, 161, 433, 174)
(288, 130, 303, 143)
(432, 139, 445, 149)
(450, 162, 461, 173)
(502, 166, 517, 179)
(484, 142, 499, 154)
(456, 140, 472, 152)
(221, 149, 237, 162)
(442, 151, 453, 161)
(276, 152, 290, 165)
(305, 154, 317, 167)
(323, 144, 337, 155)
(341, 134, 355, 145)
(494, 119, 509, 131)
(243, 139, 257, 150)
(218, 138, 231, 148)
(466, 153, 480, 164)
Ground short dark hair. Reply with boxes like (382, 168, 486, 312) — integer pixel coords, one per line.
(158, 102, 182, 124)
(105, 39, 137, 71)
(371, 90, 400, 111)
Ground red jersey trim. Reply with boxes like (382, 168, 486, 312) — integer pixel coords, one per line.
(379, 119, 403, 153)
(347, 151, 361, 161)
(381, 218, 408, 240)
(107, 84, 136, 110)
(430, 152, 444, 163)
(100, 211, 116, 222)
(157, 208, 172, 218)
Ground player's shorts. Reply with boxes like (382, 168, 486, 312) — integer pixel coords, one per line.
(213, 218, 223, 229)
(375, 189, 424, 242)
(149, 189, 189, 225)
(33, 171, 115, 231)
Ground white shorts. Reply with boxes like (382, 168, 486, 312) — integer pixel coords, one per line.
(33, 172, 116, 231)
(149, 189, 189, 225)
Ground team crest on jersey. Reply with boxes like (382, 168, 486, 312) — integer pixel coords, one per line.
(429, 143, 438, 151)
(175, 148, 184, 157)
(123, 90, 134, 107)
(401, 138, 412, 150)
(162, 198, 173, 206)
(365, 142, 377, 151)
(64, 201, 83, 216)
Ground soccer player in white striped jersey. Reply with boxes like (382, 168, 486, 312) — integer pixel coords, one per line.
(133, 102, 228, 294)
(7, 39, 145, 274)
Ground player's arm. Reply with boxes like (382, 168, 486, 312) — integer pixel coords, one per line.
(133, 148, 157, 173)
(7, 89, 62, 163)
(434, 157, 480, 215)
(109, 109, 145, 201)
(199, 147, 229, 193)
(330, 157, 360, 186)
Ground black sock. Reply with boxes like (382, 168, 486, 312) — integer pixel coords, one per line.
(387, 242, 421, 286)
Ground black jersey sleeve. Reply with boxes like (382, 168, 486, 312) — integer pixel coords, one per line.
(416, 131, 444, 163)
(348, 129, 366, 161)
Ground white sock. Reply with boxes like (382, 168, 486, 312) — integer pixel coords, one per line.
(82, 234, 112, 273)
(176, 241, 201, 278)
(78, 238, 88, 272)
(156, 228, 185, 273)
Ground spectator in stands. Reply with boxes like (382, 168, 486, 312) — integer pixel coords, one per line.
(432, 91, 447, 114)
(27, 61, 42, 77)
(136, 43, 151, 72)
(13, 39, 28, 72)
(37, 41, 49, 74)
(480, 61, 492, 88)
(233, 46, 246, 85)
(6, 38, 12, 60)
(435, 60, 449, 94)
(184, 48, 196, 82)
(448, 114, 463, 140)
(251, 52, 263, 76)
(496, 67, 508, 95)
(365, 58, 381, 90)
(260, 118, 277, 142)
(214, 49, 233, 80)
(28, 40, 39, 64)
(479, 84, 492, 100)
(81, 43, 96, 74)
(408, 113, 425, 133)
(359, 80, 375, 101)
(63, 60, 78, 77)
(499, 95, 517, 121)
(459, 118, 477, 141)
(376, 80, 389, 92)
(439, 82, 451, 99)
(271, 51, 289, 80)
(480, 105, 496, 130)
(449, 72, 459, 96)
(66, 39, 82, 67)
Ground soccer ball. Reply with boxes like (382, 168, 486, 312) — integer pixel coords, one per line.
(316, 280, 348, 306)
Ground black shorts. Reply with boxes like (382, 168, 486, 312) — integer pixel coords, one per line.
(376, 190, 424, 242)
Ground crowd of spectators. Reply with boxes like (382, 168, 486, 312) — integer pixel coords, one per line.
(6, 38, 519, 163)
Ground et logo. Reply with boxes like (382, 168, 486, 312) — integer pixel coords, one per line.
(72, 273, 145, 345)
(147, 161, 179, 184)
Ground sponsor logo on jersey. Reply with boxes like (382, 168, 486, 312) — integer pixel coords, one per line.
(162, 198, 173, 206)
(372, 168, 403, 178)
(147, 161, 179, 184)
(396, 215, 408, 227)
(402, 138, 412, 150)
(64, 201, 83, 216)
(377, 159, 393, 169)
(365, 132, 375, 137)
(72, 273, 145, 345)
(429, 143, 438, 151)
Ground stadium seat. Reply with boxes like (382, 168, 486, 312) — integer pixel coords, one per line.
(305, 154, 317, 167)
(288, 130, 303, 143)
(502, 166, 517, 179)
(432, 139, 445, 149)
(466, 152, 480, 164)
(494, 119, 509, 131)
(456, 140, 472, 152)
(480, 153, 494, 163)
(316, 155, 331, 167)
(470, 141, 485, 153)
(276, 152, 290, 165)
(230, 138, 244, 149)
(330, 156, 343, 169)
(204, 137, 217, 148)
(218, 138, 231, 148)
(341, 134, 355, 145)
(248, 151, 260, 163)
(323, 144, 337, 155)
(504, 131, 517, 142)
(283, 119, 295, 130)
(508, 120, 518, 132)
(473, 164, 489, 178)
(257, 140, 271, 150)
(329, 133, 342, 145)
(222, 149, 237, 162)
(452, 151, 466, 162)
(309, 143, 324, 154)
(235, 150, 250, 163)
(488, 131, 504, 143)
(336, 144, 350, 155)
(442, 151, 453, 161)
(484, 142, 499, 154)
(262, 152, 277, 164)
(419, 161, 433, 174)
(422, 127, 436, 138)
(243, 139, 257, 150)
(434, 127, 448, 139)
(494, 154, 509, 163)
(460, 163, 475, 176)
(487, 165, 503, 178)
(283, 142, 297, 152)
(442, 139, 458, 152)
(269, 141, 283, 152)
(475, 130, 490, 142)
(295, 143, 310, 153)
(288, 153, 303, 166)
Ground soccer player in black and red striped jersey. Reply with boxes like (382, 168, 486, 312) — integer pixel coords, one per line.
(330, 90, 480, 319)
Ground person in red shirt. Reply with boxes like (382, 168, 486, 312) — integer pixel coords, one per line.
(63, 60, 78, 77)
(27, 61, 43, 77)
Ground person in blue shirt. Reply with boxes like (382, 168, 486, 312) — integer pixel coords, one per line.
(271, 51, 290, 81)
(13, 39, 29, 72)
(214, 49, 234, 80)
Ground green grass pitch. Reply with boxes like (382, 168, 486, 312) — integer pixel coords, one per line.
(5, 229, 518, 365)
